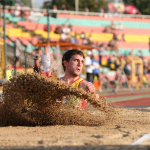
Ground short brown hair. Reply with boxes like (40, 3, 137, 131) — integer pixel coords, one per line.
(62, 49, 85, 71)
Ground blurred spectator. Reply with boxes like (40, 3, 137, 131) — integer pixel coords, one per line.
(128, 51, 133, 57)
(85, 51, 93, 83)
(135, 64, 143, 89)
(80, 32, 86, 39)
(54, 25, 62, 34)
(99, 7, 104, 13)
(62, 25, 71, 35)
(136, 50, 143, 58)
(13, 3, 21, 17)
(121, 33, 125, 42)
(148, 60, 150, 74)
(60, 32, 67, 42)
(115, 53, 121, 67)
(107, 40, 118, 53)
(98, 43, 105, 65)
(70, 33, 78, 44)
(115, 65, 123, 88)
(62, 4, 67, 13)
(99, 71, 108, 92)
(141, 56, 148, 74)
(62, 4, 67, 10)
(28, 9, 43, 22)
(103, 26, 111, 33)
(84, 6, 89, 12)
(110, 21, 115, 30)
(113, 32, 119, 41)
(34, 48, 42, 73)
(92, 54, 100, 81)
(52, 5, 57, 13)
(20, 6, 25, 20)
(124, 59, 132, 87)
(41, 46, 54, 77)
(142, 74, 147, 87)
(88, 33, 92, 42)
(115, 22, 123, 31)
(52, 5, 57, 18)
(82, 37, 88, 45)
(108, 54, 116, 70)
(15, 38, 22, 67)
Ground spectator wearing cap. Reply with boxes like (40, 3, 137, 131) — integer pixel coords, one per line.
(84, 51, 93, 83)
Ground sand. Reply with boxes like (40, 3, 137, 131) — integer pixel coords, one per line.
(0, 108, 150, 147)
(0, 73, 150, 148)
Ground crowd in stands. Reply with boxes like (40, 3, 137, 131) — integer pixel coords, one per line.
(30, 40, 150, 93)
(84, 49, 150, 92)
(1, 2, 150, 92)
(54, 20, 125, 55)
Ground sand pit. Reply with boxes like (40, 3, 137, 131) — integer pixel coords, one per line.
(0, 73, 150, 147)
(0, 108, 150, 147)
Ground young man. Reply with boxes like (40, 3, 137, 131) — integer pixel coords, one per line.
(60, 49, 98, 110)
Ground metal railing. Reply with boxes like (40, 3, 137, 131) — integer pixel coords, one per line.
(1, 5, 150, 19)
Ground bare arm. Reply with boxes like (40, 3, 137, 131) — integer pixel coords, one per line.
(79, 80, 99, 99)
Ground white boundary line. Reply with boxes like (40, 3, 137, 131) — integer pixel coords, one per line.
(131, 133, 150, 145)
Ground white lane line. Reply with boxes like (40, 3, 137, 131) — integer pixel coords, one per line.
(131, 133, 150, 145)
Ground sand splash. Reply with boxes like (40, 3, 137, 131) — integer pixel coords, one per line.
(0, 73, 119, 126)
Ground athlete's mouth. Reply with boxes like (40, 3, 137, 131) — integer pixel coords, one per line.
(77, 69, 80, 72)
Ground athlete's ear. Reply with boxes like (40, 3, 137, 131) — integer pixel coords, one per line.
(63, 60, 68, 68)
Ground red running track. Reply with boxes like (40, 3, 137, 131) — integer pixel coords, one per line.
(106, 92, 150, 98)
(113, 97, 150, 107)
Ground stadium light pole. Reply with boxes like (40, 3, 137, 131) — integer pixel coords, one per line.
(75, 0, 79, 11)
(31, 0, 35, 8)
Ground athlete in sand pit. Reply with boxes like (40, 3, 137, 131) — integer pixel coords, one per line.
(59, 49, 99, 110)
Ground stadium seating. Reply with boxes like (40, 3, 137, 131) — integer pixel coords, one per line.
(1, 12, 150, 57)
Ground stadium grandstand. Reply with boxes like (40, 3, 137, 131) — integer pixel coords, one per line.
(0, 1, 150, 90)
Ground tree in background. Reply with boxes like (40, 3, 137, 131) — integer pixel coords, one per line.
(0, 0, 31, 7)
(42, 0, 107, 12)
(0, 0, 14, 6)
(124, 0, 150, 15)
(18, 0, 32, 7)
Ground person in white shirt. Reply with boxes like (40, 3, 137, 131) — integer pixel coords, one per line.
(41, 46, 54, 77)
(84, 51, 93, 83)
(14, 3, 21, 17)
(15, 38, 22, 67)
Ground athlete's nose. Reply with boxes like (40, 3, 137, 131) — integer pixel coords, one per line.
(78, 60, 82, 66)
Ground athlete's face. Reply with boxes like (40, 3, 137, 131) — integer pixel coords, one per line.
(64, 54, 84, 77)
